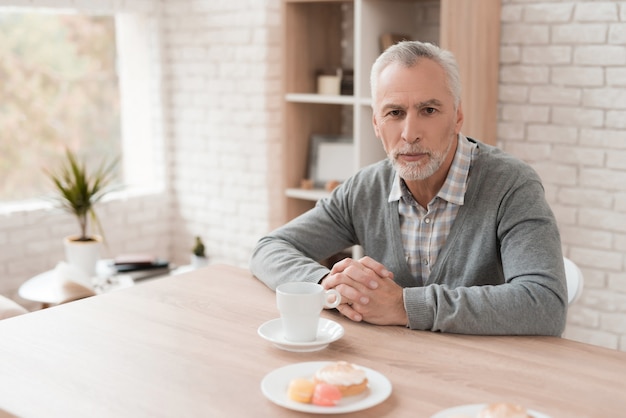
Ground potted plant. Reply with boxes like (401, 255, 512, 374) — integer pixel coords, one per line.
(46, 148, 119, 282)
(191, 236, 208, 269)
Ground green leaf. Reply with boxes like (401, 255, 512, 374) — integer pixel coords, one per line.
(44, 147, 119, 241)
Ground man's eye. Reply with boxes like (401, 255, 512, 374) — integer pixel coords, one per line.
(388, 109, 403, 117)
(423, 107, 437, 115)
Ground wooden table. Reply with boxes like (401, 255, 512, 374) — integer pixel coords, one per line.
(1, 264, 624, 417)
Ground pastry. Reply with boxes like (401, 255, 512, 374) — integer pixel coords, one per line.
(313, 361, 368, 396)
(287, 378, 315, 403)
(311, 383, 342, 406)
(477, 402, 532, 418)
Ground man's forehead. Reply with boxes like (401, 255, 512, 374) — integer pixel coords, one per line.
(376, 62, 450, 105)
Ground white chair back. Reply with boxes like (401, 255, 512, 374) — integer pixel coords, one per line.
(563, 257, 584, 305)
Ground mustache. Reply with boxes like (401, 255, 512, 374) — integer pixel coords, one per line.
(391, 146, 431, 158)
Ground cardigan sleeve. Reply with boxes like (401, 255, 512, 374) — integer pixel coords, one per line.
(250, 185, 358, 290)
(403, 172, 568, 336)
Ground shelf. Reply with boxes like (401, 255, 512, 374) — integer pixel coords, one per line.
(285, 188, 331, 201)
(281, 0, 500, 224)
(285, 93, 355, 106)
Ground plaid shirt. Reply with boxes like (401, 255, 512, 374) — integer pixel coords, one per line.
(388, 134, 477, 282)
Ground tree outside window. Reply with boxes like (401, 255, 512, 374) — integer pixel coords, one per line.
(0, 12, 121, 202)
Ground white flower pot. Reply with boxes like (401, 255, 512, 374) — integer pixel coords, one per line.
(64, 235, 102, 284)
(191, 254, 208, 269)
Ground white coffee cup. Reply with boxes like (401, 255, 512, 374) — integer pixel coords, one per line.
(276, 282, 341, 342)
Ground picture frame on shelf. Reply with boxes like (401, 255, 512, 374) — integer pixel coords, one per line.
(307, 134, 354, 188)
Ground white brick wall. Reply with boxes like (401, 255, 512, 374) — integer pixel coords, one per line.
(500, 0, 626, 351)
(161, 0, 282, 268)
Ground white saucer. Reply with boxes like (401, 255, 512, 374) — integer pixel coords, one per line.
(257, 318, 344, 352)
(431, 403, 551, 418)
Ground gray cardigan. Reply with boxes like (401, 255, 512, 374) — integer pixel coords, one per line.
(250, 140, 567, 336)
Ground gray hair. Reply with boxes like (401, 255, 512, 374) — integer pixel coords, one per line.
(370, 41, 461, 109)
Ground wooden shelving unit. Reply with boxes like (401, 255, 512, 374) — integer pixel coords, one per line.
(281, 0, 501, 223)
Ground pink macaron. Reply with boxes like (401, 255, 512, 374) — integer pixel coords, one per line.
(312, 383, 342, 406)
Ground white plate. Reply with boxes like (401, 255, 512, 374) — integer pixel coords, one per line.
(261, 361, 392, 414)
(431, 403, 551, 418)
(257, 318, 344, 352)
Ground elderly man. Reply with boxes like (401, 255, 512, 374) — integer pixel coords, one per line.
(250, 41, 567, 336)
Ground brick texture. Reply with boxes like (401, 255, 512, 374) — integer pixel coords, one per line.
(501, 0, 626, 351)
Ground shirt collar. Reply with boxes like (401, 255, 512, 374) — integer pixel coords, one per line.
(388, 133, 476, 205)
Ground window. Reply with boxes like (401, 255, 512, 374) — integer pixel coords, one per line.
(0, 9, 164, 204)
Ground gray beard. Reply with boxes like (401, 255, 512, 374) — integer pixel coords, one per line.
(390, 153, 441, 181)
(388, 138, 453, 181)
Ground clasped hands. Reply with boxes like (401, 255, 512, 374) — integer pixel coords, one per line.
(321, 256, 408, 326)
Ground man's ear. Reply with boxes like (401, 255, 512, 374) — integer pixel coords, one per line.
(372, 111, 381, 138)
(455, 102, 464, 134)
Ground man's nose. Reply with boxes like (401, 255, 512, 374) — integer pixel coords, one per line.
(401, 112, 421, 144)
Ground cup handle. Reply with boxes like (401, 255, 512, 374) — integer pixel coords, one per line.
(324, 289, 341, 309)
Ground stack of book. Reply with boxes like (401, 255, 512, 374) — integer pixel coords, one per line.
(112, 254, 173, 281)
